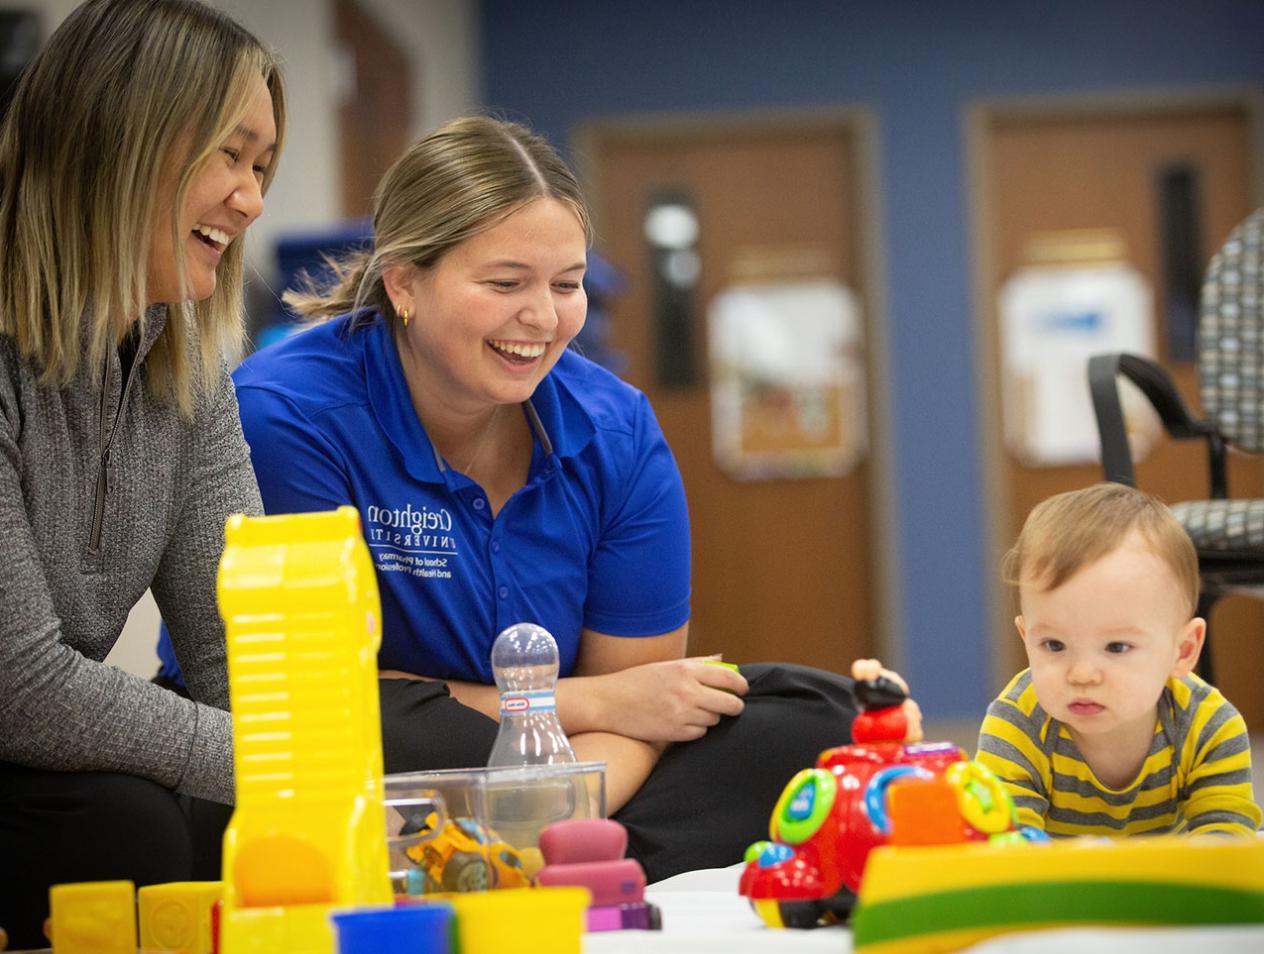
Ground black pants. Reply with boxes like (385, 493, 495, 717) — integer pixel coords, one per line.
(380, 662, 857, 884)
(0, 762, 232, 949)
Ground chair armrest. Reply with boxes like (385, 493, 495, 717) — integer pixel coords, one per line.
(1087, 352, 1226, 495)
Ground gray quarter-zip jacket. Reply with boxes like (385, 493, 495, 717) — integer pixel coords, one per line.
(0, 309, 260, 804)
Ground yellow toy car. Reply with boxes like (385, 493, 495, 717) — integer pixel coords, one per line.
(402, 812, 532, 893)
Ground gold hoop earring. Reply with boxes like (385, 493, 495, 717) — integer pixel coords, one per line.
(399, 307, 411, 328)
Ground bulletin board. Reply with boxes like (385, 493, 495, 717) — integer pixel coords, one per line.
(708, 280, 866, 481)
(999, 261, 1157, 467)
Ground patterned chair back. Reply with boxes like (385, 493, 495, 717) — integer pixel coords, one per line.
(1198, 208, 1264, 452)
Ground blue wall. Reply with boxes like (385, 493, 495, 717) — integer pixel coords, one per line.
(481, 0, 1264, 720)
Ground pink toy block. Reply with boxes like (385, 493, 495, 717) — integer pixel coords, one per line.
(537, 859, 645, 907)
(538, 818, 627, 864)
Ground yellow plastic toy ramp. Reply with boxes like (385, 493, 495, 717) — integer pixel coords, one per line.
(852, 836, 1264, 954)
(217, 507, 391, 954)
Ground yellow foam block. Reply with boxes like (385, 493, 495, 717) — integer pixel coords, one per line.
(449, 886, 589, 954)
(49, 880, 136, 954)
(219, 902, 337, 954)
(138, 881, 222, 954)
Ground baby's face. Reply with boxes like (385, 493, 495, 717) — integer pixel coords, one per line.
(1016, 535, 1200, 743)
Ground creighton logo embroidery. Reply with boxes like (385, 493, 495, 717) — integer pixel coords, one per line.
(364, 502, 458, 579)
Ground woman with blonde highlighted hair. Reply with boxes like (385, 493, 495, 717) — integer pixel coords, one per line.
(0, 0, 284, 944)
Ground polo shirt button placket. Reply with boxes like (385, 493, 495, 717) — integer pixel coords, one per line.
(472, 496, 486, 512)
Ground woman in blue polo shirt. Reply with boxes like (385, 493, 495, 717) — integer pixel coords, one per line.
(229, 116, 894, 881)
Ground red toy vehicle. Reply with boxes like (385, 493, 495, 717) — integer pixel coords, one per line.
(739, 675, 1042, 928)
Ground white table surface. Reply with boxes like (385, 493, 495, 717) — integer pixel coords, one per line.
(585, 866, 850, 953)
(584, 865, 1264, 954)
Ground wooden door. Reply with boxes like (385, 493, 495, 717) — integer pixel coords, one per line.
(582, 117, 884, 674)
(976, 96, 1263, 727)
(335, 0, 411, 218)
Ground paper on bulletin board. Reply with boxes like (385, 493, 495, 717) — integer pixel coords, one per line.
(708, 280, 865, 481)
(999, 262, 1158, 467)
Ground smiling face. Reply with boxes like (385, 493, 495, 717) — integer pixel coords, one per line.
(388, 196, 588, 419)
(1016, 532, 1203, 747)
(145, 73, 277, 305)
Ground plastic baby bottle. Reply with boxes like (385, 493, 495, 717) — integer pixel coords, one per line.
(487, 622, 577, 766)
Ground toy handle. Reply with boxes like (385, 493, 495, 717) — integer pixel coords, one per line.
(383, 788, 448, 874)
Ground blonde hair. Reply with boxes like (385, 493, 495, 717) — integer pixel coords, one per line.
(1003, 482, 1200, 616)
(286, 115, 590, 322)
(0, 0, 286, 416)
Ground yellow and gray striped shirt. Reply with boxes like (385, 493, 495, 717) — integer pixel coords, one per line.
(976, 670, 1261, 837)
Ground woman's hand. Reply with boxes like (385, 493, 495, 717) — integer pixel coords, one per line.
(580, 655, 748, 742)
(382, 626, 751, 744)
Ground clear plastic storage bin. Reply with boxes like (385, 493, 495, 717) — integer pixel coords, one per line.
(384, 761, 605, 896)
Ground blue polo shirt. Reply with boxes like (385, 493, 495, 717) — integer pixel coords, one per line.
(230, 312, 691, 684)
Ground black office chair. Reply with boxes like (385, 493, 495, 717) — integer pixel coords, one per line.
(1089, 207, 1264, 685)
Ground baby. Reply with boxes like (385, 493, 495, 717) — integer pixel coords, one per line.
(976, 482, 1261, 836)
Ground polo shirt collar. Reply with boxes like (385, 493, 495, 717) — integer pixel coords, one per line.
(363, 313, 444, 484)
(363, 315, 598, 479)
(518, 351, 598, 459)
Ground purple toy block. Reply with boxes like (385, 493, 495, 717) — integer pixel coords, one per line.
(586, 902, 662, 932)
